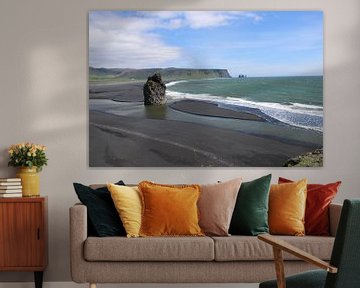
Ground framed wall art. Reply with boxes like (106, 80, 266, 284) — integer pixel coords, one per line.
(89, 11, 323, 167)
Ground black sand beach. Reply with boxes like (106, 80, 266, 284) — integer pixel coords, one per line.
(170, 99, 264, 121)
(89, 82, 322, 167)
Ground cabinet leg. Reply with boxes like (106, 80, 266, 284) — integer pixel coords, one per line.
(34, 271, 43, 288)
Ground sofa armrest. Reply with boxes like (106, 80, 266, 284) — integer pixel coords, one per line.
(329, 203, 342, 237)
(69, 203, 88, 283)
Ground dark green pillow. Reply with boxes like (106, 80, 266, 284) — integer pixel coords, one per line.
(73, 181, 126, 237)
(229, 174, 271, 236)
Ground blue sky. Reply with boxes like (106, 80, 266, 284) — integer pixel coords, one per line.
(89, 11, 323, 77)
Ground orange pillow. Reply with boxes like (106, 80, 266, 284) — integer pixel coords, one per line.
(138, 181, 204, 237)
(278, 177, 341, 236)
(269, 179, 307, 236)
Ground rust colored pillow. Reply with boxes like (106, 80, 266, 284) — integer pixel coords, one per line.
(278, 177, 341, 236)
(138, 181, 204, 237)
(269, 179, 307, 236)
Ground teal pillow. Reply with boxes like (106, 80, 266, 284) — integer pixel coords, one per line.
(229, 174, 271, 236)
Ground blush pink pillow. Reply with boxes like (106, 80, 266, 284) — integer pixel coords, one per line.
(198, 178, 242, 236)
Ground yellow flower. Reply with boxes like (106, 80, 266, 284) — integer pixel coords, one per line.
(8, 149, 13, 155)
(27, 152, 32, 157)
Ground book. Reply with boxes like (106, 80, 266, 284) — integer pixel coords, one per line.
(0, 178, 21, 182)
(0, 189, 22, 193)
(0, 193, 22, 198)
(0, 182, 22, 186)
(0, 185, 22, 189)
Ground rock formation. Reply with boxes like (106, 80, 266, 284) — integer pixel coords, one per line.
(143, 73, 167, 105)
(283, 148, 323, 167)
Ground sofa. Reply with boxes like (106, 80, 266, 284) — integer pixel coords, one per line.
(70, 201, 342, 287)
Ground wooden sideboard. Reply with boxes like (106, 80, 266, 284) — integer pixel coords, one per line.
(0, 197, 48, 288)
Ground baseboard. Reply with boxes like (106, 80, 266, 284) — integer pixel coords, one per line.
(0, 282, 259, 288)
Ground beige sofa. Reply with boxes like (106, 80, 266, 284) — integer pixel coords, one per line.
(70, 203, 342, 287)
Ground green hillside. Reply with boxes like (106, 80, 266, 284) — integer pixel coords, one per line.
(89, 67, 232, 83)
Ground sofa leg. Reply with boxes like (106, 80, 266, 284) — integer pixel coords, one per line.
(89, 283, 96, 288)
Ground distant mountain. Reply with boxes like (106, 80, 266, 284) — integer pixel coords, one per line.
(89, 67, 232, 82)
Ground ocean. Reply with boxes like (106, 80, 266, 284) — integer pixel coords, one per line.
(166, 76, 323, 132)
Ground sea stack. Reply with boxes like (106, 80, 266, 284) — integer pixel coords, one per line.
(143, 73, 167, 105)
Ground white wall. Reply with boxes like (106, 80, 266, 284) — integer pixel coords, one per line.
(0, 0, 359, 283)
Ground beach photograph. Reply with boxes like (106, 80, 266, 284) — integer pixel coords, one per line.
(89, 11, 323, 167)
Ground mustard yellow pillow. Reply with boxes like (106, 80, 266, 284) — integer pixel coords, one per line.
(107, 183, 142, 238)
(269, 179, 307, 236)
(138, 181, 204, 237)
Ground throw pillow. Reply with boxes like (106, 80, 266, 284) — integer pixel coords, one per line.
(279, 177, 341, 236)
(229, 174, 272, 236)
(73, 181, 126, 237)
(269, 179, 307, 236)
(138, 181, 203, 237)
(107, 183, 142, 238)
(198, 178, 242, 236)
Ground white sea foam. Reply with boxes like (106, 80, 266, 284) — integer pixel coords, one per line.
(166, 89, 323, 132)
(166, 80, 189, 87)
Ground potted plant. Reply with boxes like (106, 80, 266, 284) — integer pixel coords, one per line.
(8, 143, 48, 197)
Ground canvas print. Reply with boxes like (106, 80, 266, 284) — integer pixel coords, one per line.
(89, 11, 323, 167)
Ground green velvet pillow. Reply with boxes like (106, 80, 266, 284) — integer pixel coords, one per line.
(229, 174, 272, 236)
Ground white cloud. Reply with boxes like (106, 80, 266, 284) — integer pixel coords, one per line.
(89, 11, 264, 68)
(89, 12, 183, 68)
(182, 11, 262, 29)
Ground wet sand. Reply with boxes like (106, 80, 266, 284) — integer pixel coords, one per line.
(170, 99, 264, 121)
(89, 81, 322, 167)
(89, 82, 144, 102)
(89, 110, 320, 167)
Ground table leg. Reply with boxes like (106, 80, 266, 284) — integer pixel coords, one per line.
(34, 271, 43, 288)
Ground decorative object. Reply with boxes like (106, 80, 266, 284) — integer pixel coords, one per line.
(198, 178, 242, 236)
(16, 167, 39, 197)
(268, 179, 308, 236)
(278, 177, 342, 235)
(73, 181, 126, 237)
(0, 178, 22, 197)
(107, 183, 142, 238)
(229, 174, 272, 236)
(138, 181, 203, 236)
(0, 197, 48, 288)
(8, 143, 48, 197)
(89, 11, 323, 167)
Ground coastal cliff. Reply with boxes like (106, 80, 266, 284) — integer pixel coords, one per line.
(90, 67, 232, 82)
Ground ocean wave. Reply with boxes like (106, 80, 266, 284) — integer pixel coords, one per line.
(166, 89, 323, 132)
(166, 80, 189, 87)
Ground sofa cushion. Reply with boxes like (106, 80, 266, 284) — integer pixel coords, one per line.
(229, 174, 271, 236)
(212, 236, 334, 261)
(84, 236, 214, 261)
(269, 179, 307, 236)
(73, 181, 126, 237)
(199, 178, 242, 236)
(279, 177, 341, 236)
(107, 184, 142, 238)
(139, 181, 203, 237)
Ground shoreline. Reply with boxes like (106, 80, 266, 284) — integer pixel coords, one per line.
(169, 99, 265, 122)
(88, 81, 323, 167)
(90, 81, 267, 122)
